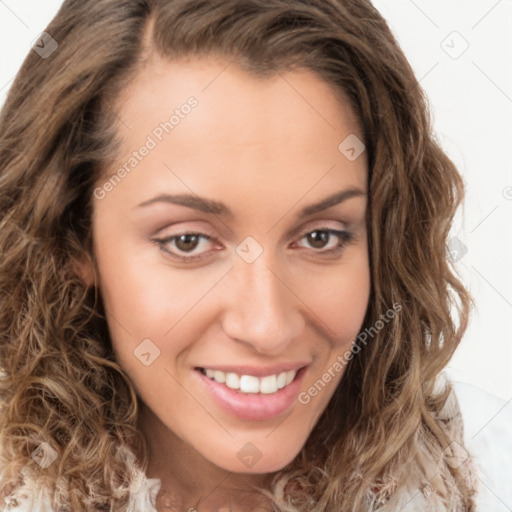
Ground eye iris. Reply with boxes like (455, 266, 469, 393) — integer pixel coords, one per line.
(175, 234, 200, 252)
(307, 230, 329, 249)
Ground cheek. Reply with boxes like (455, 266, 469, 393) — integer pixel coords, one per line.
(93, 235, 223, 371)
(294, 259, 370, 420)
(94, 230, 202, 333)
(299, 257, 371, 344)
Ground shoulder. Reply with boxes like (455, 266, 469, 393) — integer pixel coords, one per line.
(0, 448, 162, 511)
(369, 374, 479, 512)
(0, 470, 55, 511)
(450, 379, 512, 511)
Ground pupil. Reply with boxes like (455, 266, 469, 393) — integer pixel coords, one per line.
(176, 234, 199, 252)
(308, 231, 328, 249)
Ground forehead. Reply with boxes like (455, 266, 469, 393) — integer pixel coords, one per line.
(100, 55, 367, 211)
(114, 54, 362, 148)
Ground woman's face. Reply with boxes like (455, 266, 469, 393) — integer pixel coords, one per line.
(86, 55, 370, 475)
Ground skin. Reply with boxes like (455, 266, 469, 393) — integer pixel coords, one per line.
(80, 54, 370, 511)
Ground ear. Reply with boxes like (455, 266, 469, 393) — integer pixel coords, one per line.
(72, 253, 96, 289)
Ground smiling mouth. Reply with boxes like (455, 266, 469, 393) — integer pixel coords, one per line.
(196, 367, 303, 395)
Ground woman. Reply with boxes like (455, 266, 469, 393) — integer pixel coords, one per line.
(0, 0, 478, 510)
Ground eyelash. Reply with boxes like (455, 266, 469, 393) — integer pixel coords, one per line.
(152, 227, 355, 263)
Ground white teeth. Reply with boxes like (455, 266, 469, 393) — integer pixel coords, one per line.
(260, 375, 278, 394)
(214, 370, 226, 383)
(240, 375, 260, 393)
(201, 368, 298, 394)
(225, 372, 240, 390)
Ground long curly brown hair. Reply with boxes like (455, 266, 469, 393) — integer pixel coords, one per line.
(0, 0, 475, 510)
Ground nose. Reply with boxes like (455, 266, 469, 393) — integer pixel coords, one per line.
(220, 254, 305, 356)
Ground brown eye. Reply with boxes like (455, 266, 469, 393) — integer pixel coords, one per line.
(153, 232, 216, 262)
(306, 230, 331, 249)
(175, 234, 202, 252)
(295, 228, 355, 257)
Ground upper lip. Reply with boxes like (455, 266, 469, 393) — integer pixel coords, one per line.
(196, 362, 310, 378)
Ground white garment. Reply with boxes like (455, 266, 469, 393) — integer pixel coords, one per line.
(1, 460, 162, 511)
(451, 380, 512, 512)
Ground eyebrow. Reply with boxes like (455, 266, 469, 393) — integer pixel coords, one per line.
(136, 186, 366, 219)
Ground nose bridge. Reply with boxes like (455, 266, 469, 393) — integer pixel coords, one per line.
(221, 252, 304, 354)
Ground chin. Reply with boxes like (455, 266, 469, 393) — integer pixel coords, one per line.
(211, 448, 300, 476)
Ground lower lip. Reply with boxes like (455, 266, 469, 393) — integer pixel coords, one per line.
(194, 366, 308, 421)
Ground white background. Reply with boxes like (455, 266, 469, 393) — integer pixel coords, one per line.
(0, 1, 511, 508)
(371, 0, 512, 403)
